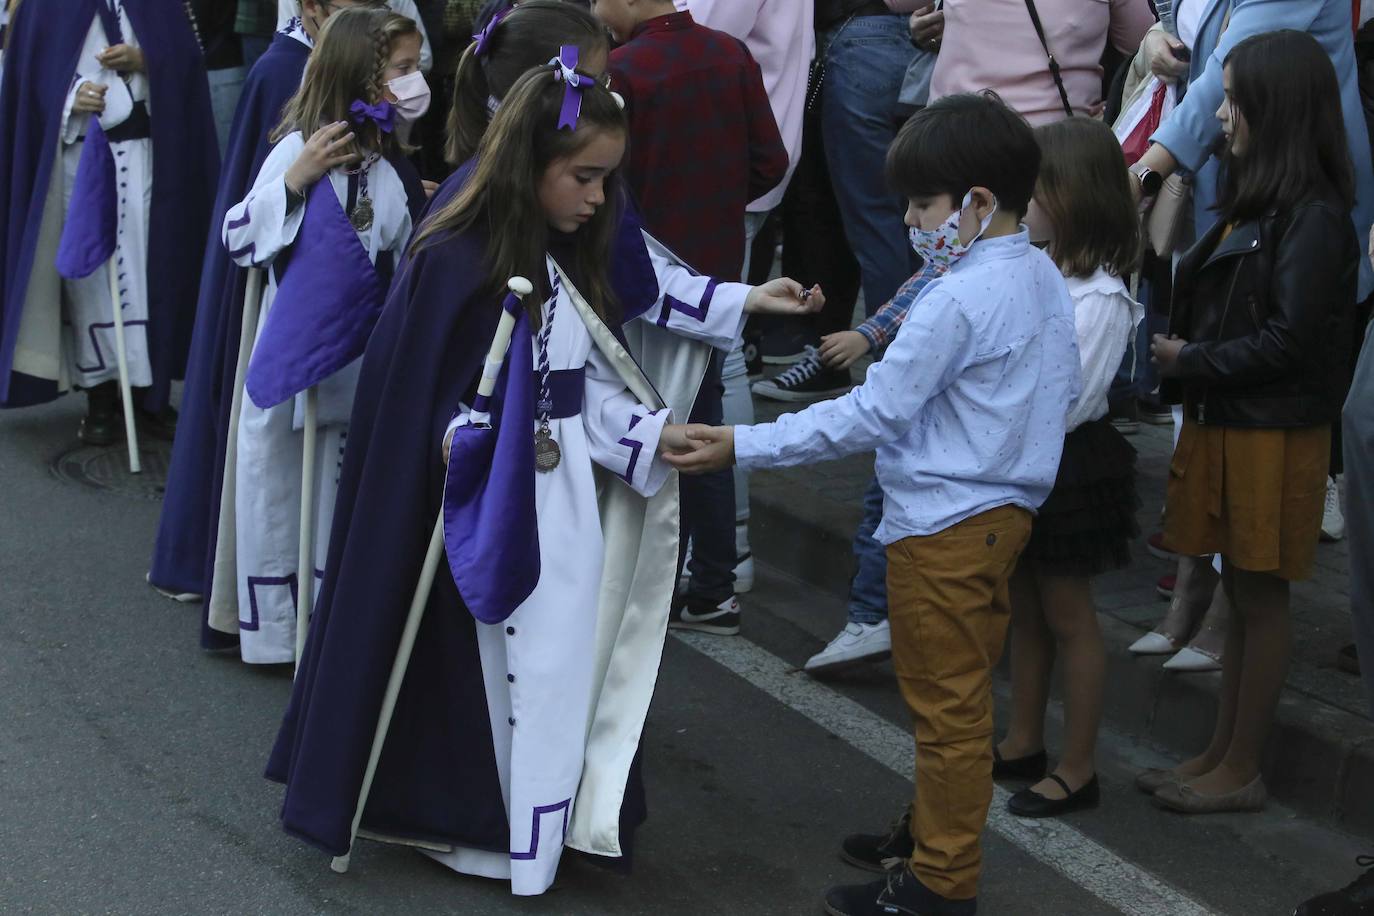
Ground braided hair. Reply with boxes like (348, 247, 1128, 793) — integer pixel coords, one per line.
(272, 7, 420, 157)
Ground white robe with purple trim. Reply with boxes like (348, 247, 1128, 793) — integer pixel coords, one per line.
(207, 132, 413, 664)
(11, 10, 153, 394)
(417, 259, 702, 896)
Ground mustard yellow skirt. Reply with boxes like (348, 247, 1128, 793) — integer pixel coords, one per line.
(1163, 419, 1330, 581)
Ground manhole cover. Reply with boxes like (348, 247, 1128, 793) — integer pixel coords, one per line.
(51, 441, 173, 501)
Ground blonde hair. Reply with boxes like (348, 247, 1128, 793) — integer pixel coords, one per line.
(272, 8, 419, 157)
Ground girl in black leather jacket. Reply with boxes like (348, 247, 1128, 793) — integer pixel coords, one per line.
(1145, 29, 1358, 815)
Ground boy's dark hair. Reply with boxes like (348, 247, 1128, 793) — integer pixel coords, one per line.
(1220, 30, 1354, 221)
(886, 92, 1040, 219)
(1034, 117, 1140, 279)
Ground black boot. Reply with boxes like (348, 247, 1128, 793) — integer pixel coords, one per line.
(136, 401, 179, 441)
(79, 381, 122, 446)
(840, 807, 916, 873)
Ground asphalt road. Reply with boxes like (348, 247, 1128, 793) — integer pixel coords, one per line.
(1, 396, 1367, 915)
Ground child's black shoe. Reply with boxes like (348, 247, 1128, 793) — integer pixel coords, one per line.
(823, 865, 977, 916)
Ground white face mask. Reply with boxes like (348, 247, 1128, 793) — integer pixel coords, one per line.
(388, 71, 431, 122)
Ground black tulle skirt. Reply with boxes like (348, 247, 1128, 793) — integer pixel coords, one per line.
(1024, 417, 1141, 577)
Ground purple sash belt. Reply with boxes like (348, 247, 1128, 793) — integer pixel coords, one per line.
(536, 367, 584, 420)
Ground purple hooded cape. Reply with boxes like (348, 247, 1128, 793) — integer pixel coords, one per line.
(265, 224, 647, 863)
(0, 0, 218, 409)
(148, 30, 309, 601)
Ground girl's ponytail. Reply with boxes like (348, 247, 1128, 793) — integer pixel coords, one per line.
(447, 43, 492, 166)
(442, 0, 609, 167)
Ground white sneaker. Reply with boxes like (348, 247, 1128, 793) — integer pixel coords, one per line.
(1322, 476, 1345, 542)
(804, 620, 892, 675)
(145, 571, 201, 603)
(734, 523, 754, 594)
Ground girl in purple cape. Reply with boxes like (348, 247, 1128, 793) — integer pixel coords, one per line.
(270, 59, 711, 894)
(208, 8, 427, 664)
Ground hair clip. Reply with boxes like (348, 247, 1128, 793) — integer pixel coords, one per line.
(472, 6, 511, 58)
(548, 45, 584, 131)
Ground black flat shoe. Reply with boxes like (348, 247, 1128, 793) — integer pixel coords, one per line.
(136, 404, 179, 441)
(992, 746, 1047, 781)
(1007, 773, 1100, 818)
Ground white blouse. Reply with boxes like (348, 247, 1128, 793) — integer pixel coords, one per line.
(1063, 268, 1142, 432)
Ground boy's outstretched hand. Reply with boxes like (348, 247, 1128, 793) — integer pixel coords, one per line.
(818, 330, 870, 370)
(660, 424, 736, 474)
(745, 279, 825, 316)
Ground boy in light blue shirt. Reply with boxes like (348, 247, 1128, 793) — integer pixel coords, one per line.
(664, 92, 1081, 916)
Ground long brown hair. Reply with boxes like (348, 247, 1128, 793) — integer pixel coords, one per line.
(1220, 30, 1354, 222)
(272, 8, 419, 158)
(445, 0, 609, 166)
(1033, 117, 1140, 279)
(415, 64, 627, 326)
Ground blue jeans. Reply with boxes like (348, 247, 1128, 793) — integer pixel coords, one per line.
(821, 15, 918, 314)
(848, 476, 888, 624)
(1109, 276, 1168, 410)
(682, 354, 737, 602)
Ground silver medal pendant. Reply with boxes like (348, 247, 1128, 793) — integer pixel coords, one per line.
(350, 195, 374, 232)
(534, 420, 561, 472)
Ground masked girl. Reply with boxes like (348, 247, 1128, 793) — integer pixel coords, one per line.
(207, 8, 427, 664)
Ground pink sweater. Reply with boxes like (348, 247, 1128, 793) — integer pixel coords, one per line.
(929, 0, 1155, 126)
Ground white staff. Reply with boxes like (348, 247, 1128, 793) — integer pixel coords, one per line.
(331, 275, 534, 875)
(106, 257, 140, 473)
(296, 384, 319, 670)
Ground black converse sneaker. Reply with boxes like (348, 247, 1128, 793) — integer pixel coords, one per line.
(668, 594, 740, 636)
(841, 808, 916, 873)
(751, 346, 852, 403)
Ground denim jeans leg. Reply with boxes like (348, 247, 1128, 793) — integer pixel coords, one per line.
(848, 475, 889, 625)
(684, 354, 737, 602)
(821, 15, 918, 315)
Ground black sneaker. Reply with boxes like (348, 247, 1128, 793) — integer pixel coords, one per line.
(1295, 856, 1374, 915)
(1138, 400, 1173, 425)
(751, 347, 852, 403)
(841, 808, 916, 873)
(824, 864, 977, 916)
(668, 594, 740, 636)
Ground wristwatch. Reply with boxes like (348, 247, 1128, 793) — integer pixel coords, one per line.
(1132, 166, 1164, 198)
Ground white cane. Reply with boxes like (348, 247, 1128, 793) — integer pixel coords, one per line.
(295, 385, 319, 670)
(330, 275, 533, 875)
(107, 257, 140, 474)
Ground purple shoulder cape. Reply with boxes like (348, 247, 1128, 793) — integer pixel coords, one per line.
(149, 29, 309, 604)
(0, 0, 218, 408)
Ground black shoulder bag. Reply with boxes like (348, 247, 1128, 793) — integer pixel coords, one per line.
(1023, 0, 1076, 118)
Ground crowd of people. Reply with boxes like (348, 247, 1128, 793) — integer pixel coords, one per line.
(3, 0, 1374, 914)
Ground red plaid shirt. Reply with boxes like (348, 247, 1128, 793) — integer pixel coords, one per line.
(610, 12, 788, 280)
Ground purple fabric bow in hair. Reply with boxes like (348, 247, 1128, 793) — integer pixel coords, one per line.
(472, 5, 511, 58)
(549, 45, 584, 131)
(349, 98, 396, 133)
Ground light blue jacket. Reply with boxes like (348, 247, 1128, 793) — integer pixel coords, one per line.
(1152, 0, 1374, 298)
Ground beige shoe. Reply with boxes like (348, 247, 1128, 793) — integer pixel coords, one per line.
(1153, 775, 1267, 814)
(1134, 768, 1183, 795)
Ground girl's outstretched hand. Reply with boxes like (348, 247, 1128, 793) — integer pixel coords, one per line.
(284, 122, 358, 196)
(818, 330, 870, 370)
(745, 278, 825, 315)
(97, 43, 145, 73)
(660, 424, 735, 474)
